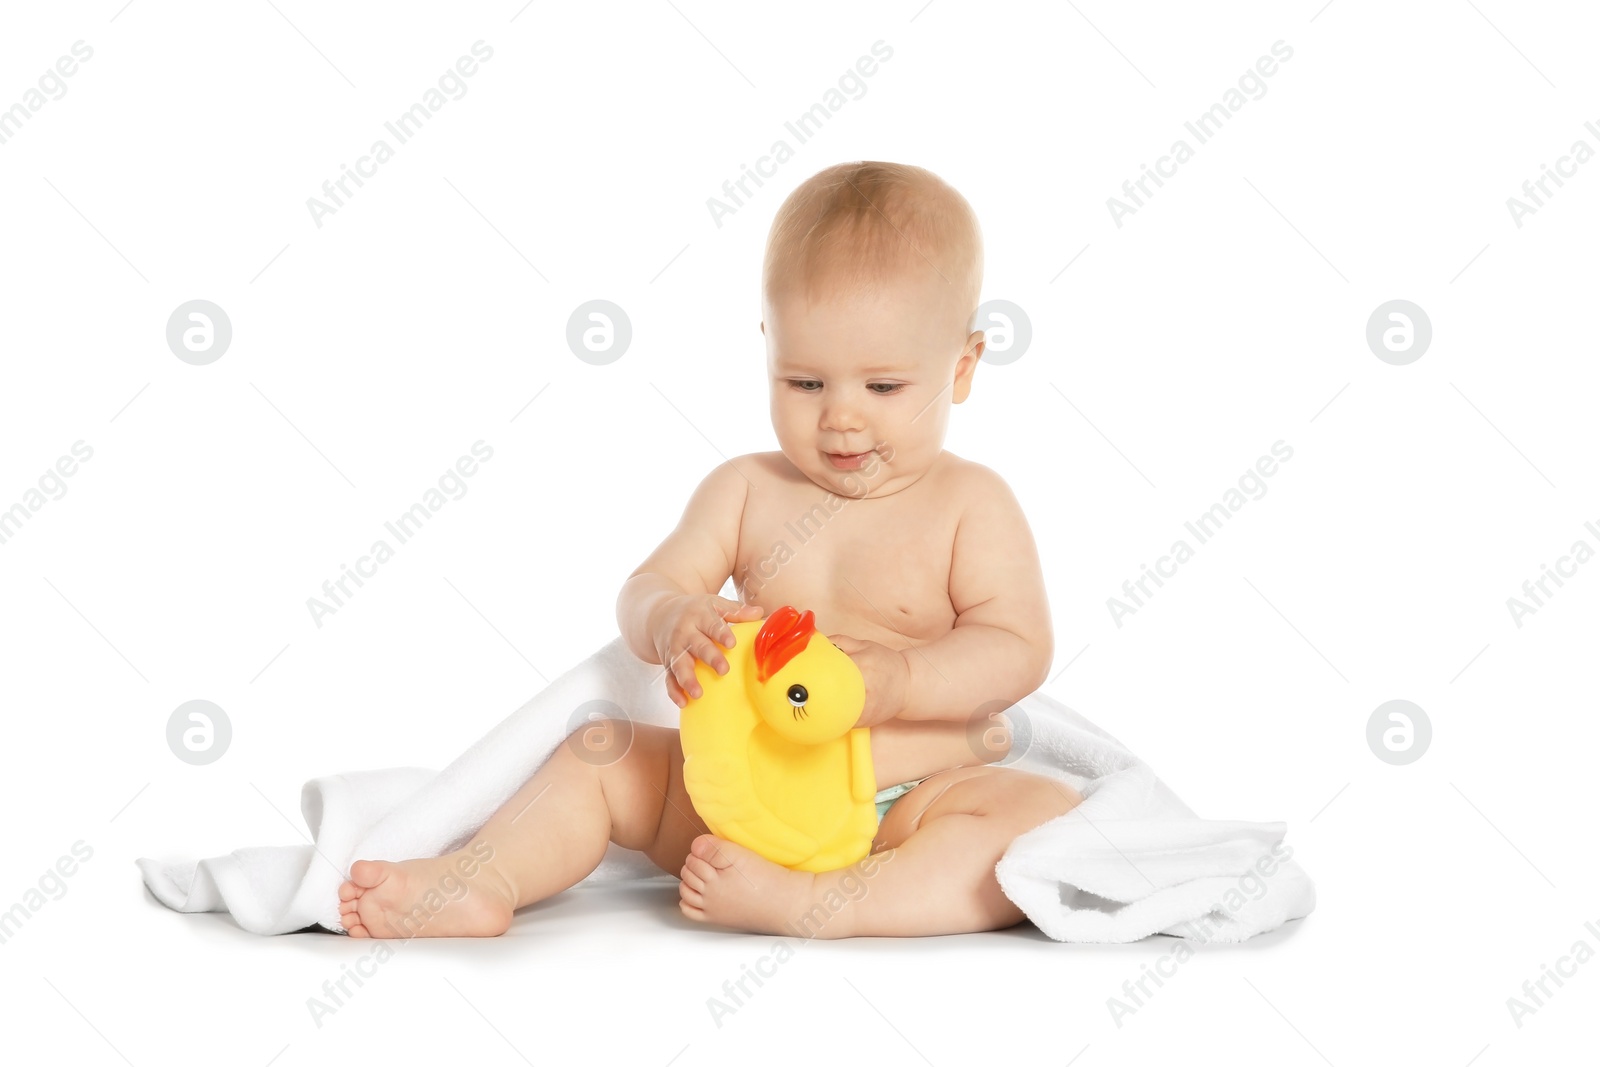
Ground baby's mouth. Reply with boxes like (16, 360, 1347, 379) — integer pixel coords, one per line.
(823, 449, 875, 470)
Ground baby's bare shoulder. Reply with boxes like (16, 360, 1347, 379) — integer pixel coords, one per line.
(937, 453, 1040, 561)
(935, 452, 1020, 509)
(940, 453, 1051, 638)
(731, 450, 798, 484)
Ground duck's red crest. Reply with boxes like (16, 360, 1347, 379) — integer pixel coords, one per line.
(753, 605, 816, 683)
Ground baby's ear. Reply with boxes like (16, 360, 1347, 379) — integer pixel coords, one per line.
(965, 329, 987, 362)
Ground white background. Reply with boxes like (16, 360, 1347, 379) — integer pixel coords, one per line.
(2, 0, 1597, 1064)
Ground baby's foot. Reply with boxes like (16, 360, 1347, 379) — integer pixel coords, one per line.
(337, 856, 514, 938)
(678, 834, 833, 937)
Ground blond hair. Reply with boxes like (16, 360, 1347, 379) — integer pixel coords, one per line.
(762, 161, 982, 333)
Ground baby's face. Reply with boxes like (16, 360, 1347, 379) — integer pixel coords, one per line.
(762, 270, 982, 497)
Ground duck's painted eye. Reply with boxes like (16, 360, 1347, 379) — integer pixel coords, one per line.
(787, 684, 808, 707)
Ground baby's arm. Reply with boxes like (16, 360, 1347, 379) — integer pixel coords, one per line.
(894, 466, 1054, 724)
(616, 460, 752, 698)
(857, 468, 1053, 785)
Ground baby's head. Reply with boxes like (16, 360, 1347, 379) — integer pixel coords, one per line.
(760, 161, 984, 497)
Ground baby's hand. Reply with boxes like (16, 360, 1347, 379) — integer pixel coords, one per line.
(827, 634, 911, 729)
(650, 594, 764, 709)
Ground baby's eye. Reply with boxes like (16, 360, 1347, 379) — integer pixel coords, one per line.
(789, 380, 822, 392)
(869, 383, 903, 394)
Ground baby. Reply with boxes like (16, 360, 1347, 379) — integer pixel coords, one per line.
(339, 161, 1083, 939)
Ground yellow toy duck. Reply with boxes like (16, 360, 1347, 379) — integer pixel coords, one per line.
(678, 604, 878, 873)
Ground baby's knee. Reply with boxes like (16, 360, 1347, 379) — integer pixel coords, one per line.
(972, 769, 1080, 831)
(1023, 774, 1082, 821)
(560, 716, 643, 770)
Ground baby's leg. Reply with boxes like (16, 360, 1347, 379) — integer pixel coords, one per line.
(339, 720, 707, 937)
(679, 765, 1081, 938)
(840, 765, 1082, 935)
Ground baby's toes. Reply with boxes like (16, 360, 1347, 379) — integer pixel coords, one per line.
(682, 854, 715, 889)
(689, 833, 730, 866)
(348, 859, 391, 888)
(338, 886, 361, 932)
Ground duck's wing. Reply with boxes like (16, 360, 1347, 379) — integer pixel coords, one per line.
(848, 727, 876, 802)
(721, 815, 819, 868)
(682, 752, 765, 825)
(683, 752, 820, 866)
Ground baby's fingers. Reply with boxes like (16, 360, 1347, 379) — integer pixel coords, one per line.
(711, 602, 762, 646)
(715, 601, 763, 625)
(704, 618, 738, 652)
(665, 671, 687, 710)
(667, 648, 703, 701)
(692, 633, 730, 677)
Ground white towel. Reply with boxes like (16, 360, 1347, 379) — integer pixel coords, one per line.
(137, 636, 1315, 942)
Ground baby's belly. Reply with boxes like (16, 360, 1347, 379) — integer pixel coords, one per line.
(740, 587, 954, 648)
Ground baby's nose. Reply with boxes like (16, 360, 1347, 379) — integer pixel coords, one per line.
(821, 405, 865, 432)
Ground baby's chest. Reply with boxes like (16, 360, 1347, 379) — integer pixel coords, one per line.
(735, 503, 958, 640)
